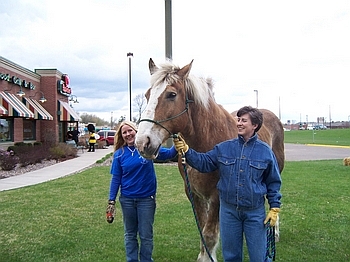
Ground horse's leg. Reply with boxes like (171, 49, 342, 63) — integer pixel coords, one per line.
(193, 193, 219, 262)
(179, 163, 220, 262)
(197, 193, 220, 262)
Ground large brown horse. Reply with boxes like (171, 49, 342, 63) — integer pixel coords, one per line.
(135, 59, 284, 262)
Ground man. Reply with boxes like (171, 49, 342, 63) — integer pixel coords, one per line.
(72, 127, 80, 145)
(174, 106, 282, 262)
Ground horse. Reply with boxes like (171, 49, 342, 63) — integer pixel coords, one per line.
(135, 59, 284, 262)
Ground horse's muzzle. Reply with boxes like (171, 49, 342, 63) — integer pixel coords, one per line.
(137, 144, 160, 160)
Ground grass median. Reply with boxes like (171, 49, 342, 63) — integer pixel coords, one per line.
(1, 160, 349, 261)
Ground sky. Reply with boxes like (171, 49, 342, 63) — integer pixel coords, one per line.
(1, 0, 350, 124)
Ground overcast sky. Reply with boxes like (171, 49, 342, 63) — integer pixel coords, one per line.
(1, 0, 350, 124)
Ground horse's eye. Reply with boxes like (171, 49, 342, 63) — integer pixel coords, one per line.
(166, 92, 177, 100)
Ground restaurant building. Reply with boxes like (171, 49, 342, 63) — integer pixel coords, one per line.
(0, 56, 80, 149)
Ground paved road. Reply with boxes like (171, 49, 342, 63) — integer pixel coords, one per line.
(285, 143, 350, 161)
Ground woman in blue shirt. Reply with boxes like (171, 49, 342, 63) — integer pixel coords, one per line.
(174, 106, 282, 262)
(106, 121, 177, 262)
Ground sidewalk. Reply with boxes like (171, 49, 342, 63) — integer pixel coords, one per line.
(0, 147, 114, 192)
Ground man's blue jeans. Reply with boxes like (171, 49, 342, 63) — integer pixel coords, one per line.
(119, 195, 156, 262)
(220, 200, 269, 262)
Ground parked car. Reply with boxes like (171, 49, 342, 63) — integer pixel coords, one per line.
(314, 124, 327, 130)
(97, 130, 117, 146)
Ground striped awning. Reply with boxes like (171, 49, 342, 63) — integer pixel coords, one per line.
(0, 105, 8, 115)
(0, 91, 35, 118)
(22, 97, 53, 120)
(58, 100, 81, 121)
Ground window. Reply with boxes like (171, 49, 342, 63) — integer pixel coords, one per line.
(0, 118, 12, 142)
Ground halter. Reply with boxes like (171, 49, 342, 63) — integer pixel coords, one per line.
(139, 89, 194, 138)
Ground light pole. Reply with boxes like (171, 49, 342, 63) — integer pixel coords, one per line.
(254, 90, 258, 108)
(110, 111, 113, 129)
(127, 52, 133, 121)
(165, 0, 172, 60)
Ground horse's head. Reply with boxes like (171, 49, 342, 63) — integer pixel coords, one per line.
(135, 58, 194, 159)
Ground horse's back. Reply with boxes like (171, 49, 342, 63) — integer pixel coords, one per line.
(258, 109, 284, 172)
(231, 109, 284, 172)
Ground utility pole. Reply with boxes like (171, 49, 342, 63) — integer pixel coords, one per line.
(127, 52, 133, 121)
(254, 90, 258, 108)
(165, 0, 172, 60)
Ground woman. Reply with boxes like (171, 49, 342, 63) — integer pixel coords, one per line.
(174, 106, 282, 262)
(106, 121, 177, 262)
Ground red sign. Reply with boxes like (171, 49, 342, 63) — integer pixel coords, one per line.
(57, 74, 72, 96)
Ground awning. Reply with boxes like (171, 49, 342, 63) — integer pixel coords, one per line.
(0, 105, 8, 115)
(0, 91, 35, 118)
(22, 97, 53, 120)
(58, 100, 81, 121)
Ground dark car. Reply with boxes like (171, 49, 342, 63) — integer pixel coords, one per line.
(97, 130, 117, 146)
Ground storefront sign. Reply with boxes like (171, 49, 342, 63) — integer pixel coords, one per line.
(57, 74, 72, 96)
(0, 72, 36, 90)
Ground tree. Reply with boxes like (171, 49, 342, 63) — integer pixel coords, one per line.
(133, 93, 147, 123)
(80, 113, 109, 126)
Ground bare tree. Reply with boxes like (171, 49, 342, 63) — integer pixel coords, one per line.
(80, 113, 109, 126)
(133, 93, 147, 123)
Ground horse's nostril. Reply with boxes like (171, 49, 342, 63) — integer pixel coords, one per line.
(146, 136, 151, 148)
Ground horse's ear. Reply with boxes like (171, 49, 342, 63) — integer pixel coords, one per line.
(149, 58, 158, 75)
(177, 60, 194, 79)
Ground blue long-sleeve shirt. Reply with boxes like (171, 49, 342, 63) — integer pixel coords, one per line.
(185, 134, 282, 209)
(109, 145, 177, 200)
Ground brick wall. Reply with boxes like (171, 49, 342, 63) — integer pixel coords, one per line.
(13, 118, 23, 142)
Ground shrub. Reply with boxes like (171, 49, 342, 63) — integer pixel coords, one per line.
(8, 144, 52, 167)
(14, 142, 32, 147)
(3, 142, 78, 168)
(0, 149, 19, 171)
(50, 143, 78, 161)
(49, 145, 65, 160)
(7, 146, 16, 152)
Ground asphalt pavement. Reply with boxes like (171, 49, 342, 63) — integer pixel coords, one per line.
(0, 144, 349, 192)
(284, 143, 350, 161)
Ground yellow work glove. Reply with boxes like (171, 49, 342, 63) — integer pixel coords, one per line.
(173, 134, 189, 154)
(264, 208, 280, 226)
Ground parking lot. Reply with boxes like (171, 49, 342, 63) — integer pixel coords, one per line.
(285, 143, 350, 161)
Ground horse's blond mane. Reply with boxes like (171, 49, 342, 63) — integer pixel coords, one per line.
(150, 61, 214, 109)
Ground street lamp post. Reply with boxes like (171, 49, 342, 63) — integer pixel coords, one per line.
(165, 0, 172, 60)
(111, 111, 113, 129)
(127, 52, 133, 121)
(254, 90, 258, 108)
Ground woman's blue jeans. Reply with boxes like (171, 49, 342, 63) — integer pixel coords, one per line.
(119, 195, 156, 262)
(220, 200, 269, 262)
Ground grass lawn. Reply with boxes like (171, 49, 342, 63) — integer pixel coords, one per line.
(1, 160, 350, 261)
(284, 128, 350, 147)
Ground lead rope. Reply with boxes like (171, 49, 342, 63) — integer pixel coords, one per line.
(265, 222, 276, 261)
(173, 134, 215, 262)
